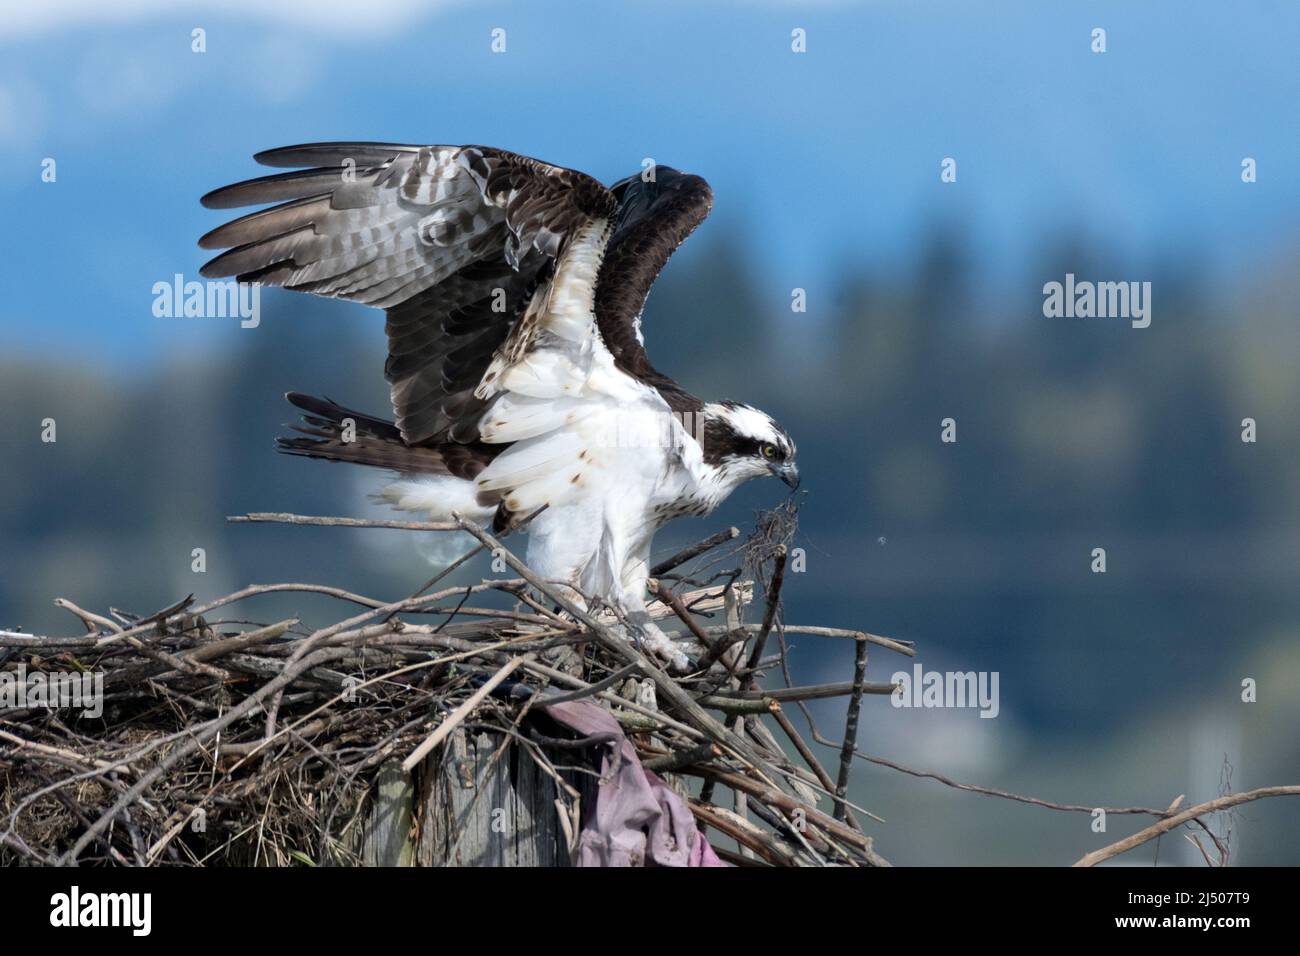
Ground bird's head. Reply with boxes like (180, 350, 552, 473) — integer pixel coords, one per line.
(700, 401, 799, 492)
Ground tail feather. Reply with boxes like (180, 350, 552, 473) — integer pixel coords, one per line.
(276, 392, 499, 480)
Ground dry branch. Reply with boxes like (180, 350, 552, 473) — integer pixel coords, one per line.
(1073, 787, 1300, 867)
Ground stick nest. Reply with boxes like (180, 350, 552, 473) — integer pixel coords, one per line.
(1, 508, 910, 867)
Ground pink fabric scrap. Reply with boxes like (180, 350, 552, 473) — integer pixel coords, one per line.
(541, 699, 724, 867)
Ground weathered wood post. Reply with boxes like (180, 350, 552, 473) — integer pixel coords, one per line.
(358, 727, 590, 866)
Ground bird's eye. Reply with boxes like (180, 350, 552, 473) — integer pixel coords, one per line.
(761, 444, 777, 460)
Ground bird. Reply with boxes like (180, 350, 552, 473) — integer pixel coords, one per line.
(199, 142, 798, 672)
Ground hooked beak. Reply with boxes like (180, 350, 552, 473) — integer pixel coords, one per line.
(772, 461, 800, 490)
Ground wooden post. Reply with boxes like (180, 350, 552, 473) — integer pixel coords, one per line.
(360, 760, 415, 866)
(358, 727, 591, 866)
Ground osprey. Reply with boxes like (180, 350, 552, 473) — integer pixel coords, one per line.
(200, 143, 798, 671)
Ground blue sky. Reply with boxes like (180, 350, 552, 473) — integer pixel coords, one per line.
(1, 0, 1296, 362)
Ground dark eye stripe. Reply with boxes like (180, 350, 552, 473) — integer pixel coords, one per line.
(702, 414, 795, 466)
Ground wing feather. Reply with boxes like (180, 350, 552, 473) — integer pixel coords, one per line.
(200, 142, 616, 445)
(593, 167, 713, 412)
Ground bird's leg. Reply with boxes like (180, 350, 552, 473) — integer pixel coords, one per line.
(607, 551, 696, 673)
(534, 580, 605, 673)
(618, 596, 693, 674)
(532, 550, 694, 672)
(544, 585, 690, 672)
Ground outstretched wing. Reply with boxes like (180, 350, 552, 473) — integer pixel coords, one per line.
(593, 166, 713, 412)
(200, 142, 616, 445)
